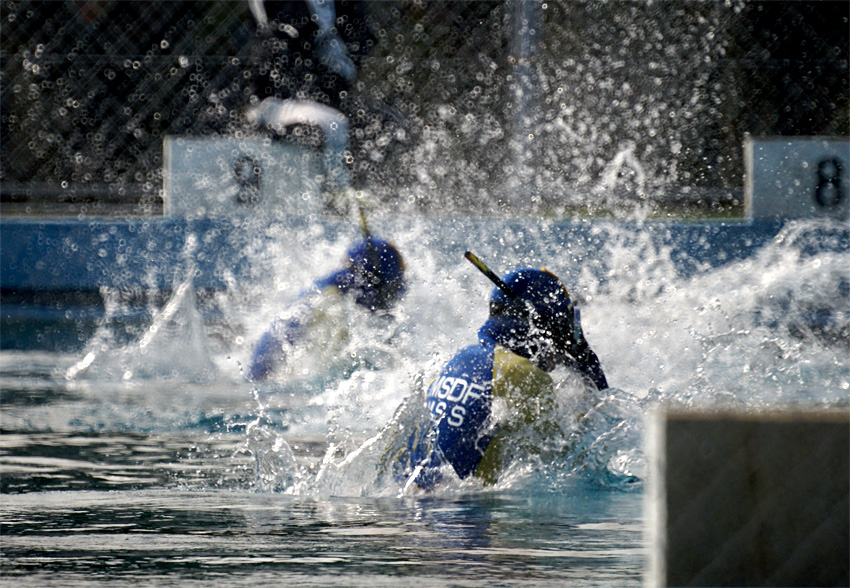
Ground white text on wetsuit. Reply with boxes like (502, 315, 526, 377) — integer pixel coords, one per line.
(427, 376, 487, 427)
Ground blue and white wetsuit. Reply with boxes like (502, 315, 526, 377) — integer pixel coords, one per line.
(248, 238, 406, 382)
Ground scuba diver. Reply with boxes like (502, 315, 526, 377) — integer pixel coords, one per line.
(247, 236, 405, 382)
(390, 253, 607, 492)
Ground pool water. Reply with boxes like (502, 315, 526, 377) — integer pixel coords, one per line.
(2, 218, 848, 586)
(1, 353, 645, 587)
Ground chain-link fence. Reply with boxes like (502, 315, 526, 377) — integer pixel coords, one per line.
(1, 0, 847, 216)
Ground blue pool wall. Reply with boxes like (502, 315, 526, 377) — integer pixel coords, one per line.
(1, 216, 844, 351)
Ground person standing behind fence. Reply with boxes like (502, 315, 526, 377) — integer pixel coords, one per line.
(246, 0, 375, 111)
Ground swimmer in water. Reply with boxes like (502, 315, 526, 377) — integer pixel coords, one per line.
(247, 236, 405, 382)
(390, 254, 607, 491)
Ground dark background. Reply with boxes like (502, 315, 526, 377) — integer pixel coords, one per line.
(1, 0, 847, 216)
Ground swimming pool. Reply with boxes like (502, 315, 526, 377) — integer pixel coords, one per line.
(1, 217, 847, 586)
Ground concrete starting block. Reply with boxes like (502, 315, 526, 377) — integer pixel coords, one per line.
(647, 409, 850, 587)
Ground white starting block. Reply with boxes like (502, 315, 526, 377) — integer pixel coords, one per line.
(163, 135, 325, 219)
(745, 136, 849, 220)
(163, 99, 352, 220)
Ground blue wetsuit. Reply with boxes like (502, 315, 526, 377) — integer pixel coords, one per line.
(397, 314, 608, 489)
(247, 270, 349, 382)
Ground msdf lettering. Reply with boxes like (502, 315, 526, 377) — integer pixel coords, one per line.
(426, 375, 489, 427)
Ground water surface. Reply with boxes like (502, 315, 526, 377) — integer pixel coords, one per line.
(3, 218, 848, 586)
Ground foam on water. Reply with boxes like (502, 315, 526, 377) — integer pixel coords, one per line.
(58, 215, 849, 497)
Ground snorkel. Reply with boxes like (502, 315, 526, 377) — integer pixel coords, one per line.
(465, 251, 521, 304)
(358, 206, 383, 295)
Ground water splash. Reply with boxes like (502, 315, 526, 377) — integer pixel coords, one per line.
(596, 142, 648, 213)
(65, 275, 217, 382)
(65, 234, 219, 383)
(60, 215, 849, 496)
(243, 361, 649, 498)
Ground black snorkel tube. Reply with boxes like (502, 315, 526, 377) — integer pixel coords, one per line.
(355, 203, 399, 311)
(359, 206, 380, 272)
(357, 204, 380, 284)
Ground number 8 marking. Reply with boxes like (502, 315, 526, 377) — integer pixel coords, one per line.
(814, 157, 845, 208)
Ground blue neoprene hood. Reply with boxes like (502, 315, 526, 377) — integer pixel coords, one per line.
(489, 267, 572, 319)
(314, 237, 406, 311)
(478, 267, 573, 362)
